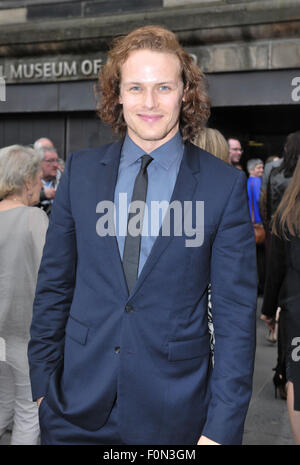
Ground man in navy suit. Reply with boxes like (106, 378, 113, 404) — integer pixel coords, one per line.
(28, 25, 257, 445)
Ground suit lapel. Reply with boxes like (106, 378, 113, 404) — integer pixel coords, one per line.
(95, 140, 129, 297)
(130, 142, 200, 296)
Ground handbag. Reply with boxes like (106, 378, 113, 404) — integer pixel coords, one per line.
(250, 180, 266, 244)
(253, 223, 266, 244)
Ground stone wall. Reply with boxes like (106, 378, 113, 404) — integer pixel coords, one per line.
(0, 0, 299, 74)
(0, 0, 162, 21)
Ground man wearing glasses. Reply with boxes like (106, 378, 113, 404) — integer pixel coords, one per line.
(34, 137, 60, 216)
(228, 137, 243, 169)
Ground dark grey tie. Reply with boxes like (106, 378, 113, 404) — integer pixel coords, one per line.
(123, 154, 153, 294)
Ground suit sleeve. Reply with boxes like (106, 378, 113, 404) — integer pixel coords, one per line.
(28, 152, 77, 401)
(201, 171, 257, 445)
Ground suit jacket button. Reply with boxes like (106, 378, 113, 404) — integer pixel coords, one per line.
(114, 346, 120, 354)
(125, 304, 134, 313)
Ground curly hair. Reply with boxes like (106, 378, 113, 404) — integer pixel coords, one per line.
(95, 25, 210, 142)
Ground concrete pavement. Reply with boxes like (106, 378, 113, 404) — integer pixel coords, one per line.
(243, 297, 293, 445)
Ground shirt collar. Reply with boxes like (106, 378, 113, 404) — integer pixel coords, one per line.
(121, 131, 184, 170)
(42, 178, 55, 186)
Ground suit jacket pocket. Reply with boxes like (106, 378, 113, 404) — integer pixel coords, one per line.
(168, 334, 210, 361)
(65, 316, 89, 345)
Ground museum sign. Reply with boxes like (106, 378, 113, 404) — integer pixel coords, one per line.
(0, 54, 105, 83)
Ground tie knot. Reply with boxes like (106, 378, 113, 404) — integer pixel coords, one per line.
(141, 155, 153, 172)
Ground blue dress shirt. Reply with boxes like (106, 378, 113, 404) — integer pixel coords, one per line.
(247, 176, 262, 223)
(114, 131, 184, 275)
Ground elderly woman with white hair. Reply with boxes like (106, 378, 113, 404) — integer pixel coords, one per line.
(0, 145, 48, 445)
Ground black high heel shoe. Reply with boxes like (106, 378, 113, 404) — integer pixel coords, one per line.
(273, 368, 287, 400)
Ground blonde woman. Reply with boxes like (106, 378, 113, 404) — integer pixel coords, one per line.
(0, 145, 48, 444)
(193, 127, 229, 164)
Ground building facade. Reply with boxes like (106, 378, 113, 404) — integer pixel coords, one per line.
(0, 0, 299, 162)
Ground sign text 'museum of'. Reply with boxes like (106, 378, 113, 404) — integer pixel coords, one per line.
(0, 56, 104, 83)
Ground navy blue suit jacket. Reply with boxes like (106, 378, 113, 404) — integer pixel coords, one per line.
(28, 141, 257, 445)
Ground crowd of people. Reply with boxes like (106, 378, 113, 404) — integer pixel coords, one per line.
(0, 24, 299, 446)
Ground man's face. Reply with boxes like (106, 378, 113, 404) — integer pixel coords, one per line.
(119, 49, 185, 152)
(228, 138, 243, 165)
(41, 149, 59, 179)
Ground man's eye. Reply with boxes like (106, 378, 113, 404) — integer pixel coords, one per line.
(159, 86, 170, 91)
(130, 86, 141, 92)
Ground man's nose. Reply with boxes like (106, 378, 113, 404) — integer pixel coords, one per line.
(143, 89, 157, 109)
